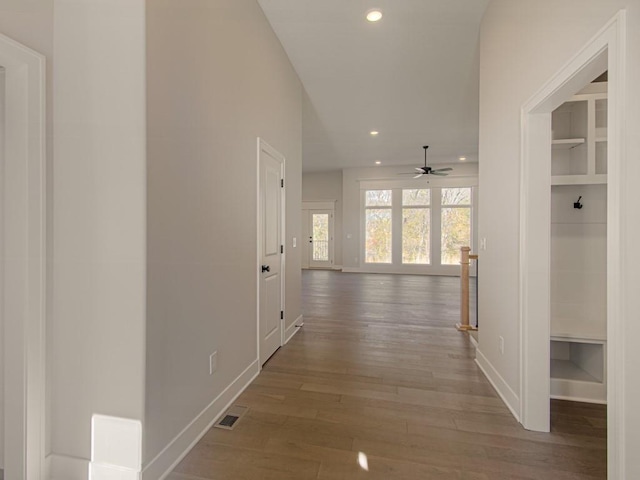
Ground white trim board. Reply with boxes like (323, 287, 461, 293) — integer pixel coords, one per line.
(0, 32, 46, 480)
(47, 454, 89, 480)
(141, 360, 260, 480)
(475, 349, 520, 422)
(284, 315, 303, 345)
(519, 10, 626, 479)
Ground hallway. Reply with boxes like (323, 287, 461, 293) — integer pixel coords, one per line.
(168, 270, 606, 479)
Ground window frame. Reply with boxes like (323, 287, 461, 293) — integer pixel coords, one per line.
(359, 179, 477, 275)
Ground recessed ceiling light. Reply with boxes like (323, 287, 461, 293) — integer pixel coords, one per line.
(375, 161, 382, 165)
(459, 156, 467, 161)
(370, 131, 379, 136)
(366, 10, 382, 22)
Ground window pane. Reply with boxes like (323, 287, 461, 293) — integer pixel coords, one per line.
(402, 189, 430, 206)
(442, 187, 471, 206)
(441, 207, 471, 265)
(312, 213, 329, 261)
(402, 208, 430, 264)
(365, 190, 392, 207)
(365, 209, 392, 263)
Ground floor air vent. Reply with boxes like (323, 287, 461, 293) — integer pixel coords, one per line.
(214, 405, 249, 431)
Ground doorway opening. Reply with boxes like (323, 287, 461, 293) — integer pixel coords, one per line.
(0, 32, 46, 479)
(520, 11, 625, 478)
(302, 202, 335, 270)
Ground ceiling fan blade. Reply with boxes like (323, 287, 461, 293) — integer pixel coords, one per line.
(430, 171, 448, 176)
(397, 172, 419, 175)
(433, 167, 453, 172)
(413, 173, 424, 178)
(415, 167, 424, 172)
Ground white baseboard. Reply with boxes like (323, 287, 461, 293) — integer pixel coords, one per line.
(141, 359, 260, 480)
(284, 315, 303, 344)
(47, 453, 90, 480)
(332, 265, 343, 271)
(475, 348, 520, 422)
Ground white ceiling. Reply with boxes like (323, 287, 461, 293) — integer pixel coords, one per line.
(258, 0, 490, 172)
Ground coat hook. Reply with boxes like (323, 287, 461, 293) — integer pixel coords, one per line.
(573, 196, 583, 209)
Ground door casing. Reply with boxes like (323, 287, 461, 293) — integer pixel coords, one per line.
(256, 138, 286, 365)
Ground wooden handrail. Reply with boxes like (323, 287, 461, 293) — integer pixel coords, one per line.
(457, 246, 478, 332)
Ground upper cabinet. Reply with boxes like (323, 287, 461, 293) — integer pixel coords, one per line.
(551, 82, 607, 185)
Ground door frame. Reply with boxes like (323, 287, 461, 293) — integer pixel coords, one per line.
(256, 138, 286, 364)
(519, 11, 625, 477)
(0, 33, 46, 479)
(302, 201, 335, 269)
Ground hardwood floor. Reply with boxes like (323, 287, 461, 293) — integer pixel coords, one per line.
(169, 270, 606, 480)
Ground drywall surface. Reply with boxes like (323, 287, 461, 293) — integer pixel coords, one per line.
(479, 1, 640, 475)
(51, 0, 147, 463)
(302, 171, 343, 266)
(145, 0, 302, 466)
(342, 163, 478, 273)
(551, 185, 607, 334)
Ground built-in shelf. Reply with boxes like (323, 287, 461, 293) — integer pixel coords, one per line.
(551, 174, 607, 185)
(552, 138, 585, 149)
(551, 83, 607, 186)
(551, 358, 600, 382)
(551, 317, 606, 342)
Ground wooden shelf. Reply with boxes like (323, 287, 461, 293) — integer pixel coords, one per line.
(552, 138, 585, 149)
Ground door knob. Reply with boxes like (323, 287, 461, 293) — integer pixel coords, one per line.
(261, 265, 270, 273)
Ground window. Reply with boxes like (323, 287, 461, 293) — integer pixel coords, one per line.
(365, 190, 392, 263)
(402, 189, 430, 264)
(441, 188, 472, 265)
(312, 213, 330, 261)
(361, 184, 474, 270)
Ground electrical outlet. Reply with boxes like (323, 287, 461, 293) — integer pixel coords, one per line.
(480, 238, 487, 251)
(292, 237, 297, 248)
(209, 351, 218, 375)
(499, 336, 504, 355)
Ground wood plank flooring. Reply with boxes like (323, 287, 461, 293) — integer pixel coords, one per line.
(169, 270, 606, 480)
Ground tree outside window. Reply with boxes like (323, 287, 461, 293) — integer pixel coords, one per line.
(365, 190, 392, 263)
(441, 188, 472, 265)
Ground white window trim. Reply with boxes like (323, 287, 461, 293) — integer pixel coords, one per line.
(359, 178, 478, 276)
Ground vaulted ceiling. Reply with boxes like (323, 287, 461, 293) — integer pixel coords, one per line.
(257, 0, 490, 172)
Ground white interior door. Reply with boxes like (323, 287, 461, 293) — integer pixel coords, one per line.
(309, 210, 333, 268)
(258, 139, 284, 365)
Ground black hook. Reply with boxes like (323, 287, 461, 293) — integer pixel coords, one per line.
(574, 196, 583, 209)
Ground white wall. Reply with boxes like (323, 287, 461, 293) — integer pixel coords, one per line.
(51, 0, 147, 466)
(342, 163, 479, 274)
(145, 0, 302, 468)
(551, 185, 607, 333)
(479, 1, 640, 475)
(302, 171, 343, 266)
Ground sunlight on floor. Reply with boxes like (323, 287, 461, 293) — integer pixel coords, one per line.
(358, 452, 369, 472)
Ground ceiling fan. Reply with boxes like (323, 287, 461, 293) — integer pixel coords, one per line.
(399, 146, 453, 178)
